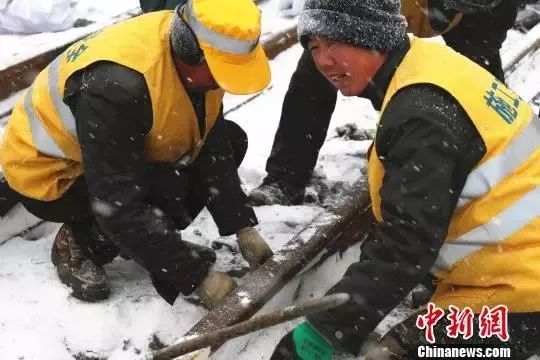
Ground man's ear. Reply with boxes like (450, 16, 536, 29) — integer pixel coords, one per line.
(170, 4, 204, 65)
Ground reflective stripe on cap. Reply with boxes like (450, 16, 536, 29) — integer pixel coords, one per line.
(183, 0, 259, 55)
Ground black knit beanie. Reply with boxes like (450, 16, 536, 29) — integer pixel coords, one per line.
(443, 0, 502, 14)
(298, 0, 407, 52)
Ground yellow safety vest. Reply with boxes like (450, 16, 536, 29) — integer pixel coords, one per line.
(368, 38, 540, 313)
(401, 0, 463, 38)
(0, 11, 224, 201)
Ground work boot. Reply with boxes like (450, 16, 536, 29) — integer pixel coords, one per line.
(51, 223, 110, 302)
(248, 180, 305, 206)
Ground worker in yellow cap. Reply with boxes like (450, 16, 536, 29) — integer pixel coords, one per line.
(0, 0, 273, 307)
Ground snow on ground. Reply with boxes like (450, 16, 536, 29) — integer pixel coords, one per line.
(1, 2, 540, 359)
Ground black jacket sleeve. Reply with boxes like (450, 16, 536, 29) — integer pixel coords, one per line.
(306, 85, 486, 355)
(63, 62, 215, 300)
(443, 0, 502, 14)
(190, 109, 258, 236)
(139, 0, 183, 13)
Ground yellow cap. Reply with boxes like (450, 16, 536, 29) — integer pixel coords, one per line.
(184, 0, 271, 95)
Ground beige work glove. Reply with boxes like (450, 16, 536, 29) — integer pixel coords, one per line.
(195, 271, 236, 309)
(236, 227, 274, 270)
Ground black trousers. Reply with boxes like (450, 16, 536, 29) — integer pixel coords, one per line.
(13, 121, 247, 302)
(0, 175, 21, 216)
(264, 0, 520, 189)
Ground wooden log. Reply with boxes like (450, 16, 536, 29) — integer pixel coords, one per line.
(263, 26, 298, 60)
(503, 23, 540, 73)
(147, 294, 350, 360)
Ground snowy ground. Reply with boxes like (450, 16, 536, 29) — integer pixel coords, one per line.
(1, 1, 540, 359)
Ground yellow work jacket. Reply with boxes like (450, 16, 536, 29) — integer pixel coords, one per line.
(0, 11, 224, 201)
(401, 0, 463, 37)
(368, 38, 540, 313)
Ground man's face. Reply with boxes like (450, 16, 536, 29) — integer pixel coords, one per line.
(307, 37, 387, 96)
(176, 59, 220, 93)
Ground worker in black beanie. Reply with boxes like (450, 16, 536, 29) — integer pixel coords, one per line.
(268, 0, 540, 359)
(249, 0, 521, 207)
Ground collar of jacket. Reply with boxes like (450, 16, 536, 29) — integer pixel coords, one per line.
(359, 35, 411, 111)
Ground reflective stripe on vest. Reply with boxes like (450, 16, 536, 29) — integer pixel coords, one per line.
(48, 56, 78, 137)
(432, 184, 540, 273)
(183, 0, 259, 55)
(24, 84, 66, 159)
(431, 113, 540, 273)
(24, 55, 77, 159)
(457, 113, 540, 208)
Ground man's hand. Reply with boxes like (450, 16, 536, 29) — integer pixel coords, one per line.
(195, 271, 237, 309)
(236, 227, 273, 270)
(271, 322, 333, 360)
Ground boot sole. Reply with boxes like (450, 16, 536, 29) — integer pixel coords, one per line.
(51, 244, 110, 302)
